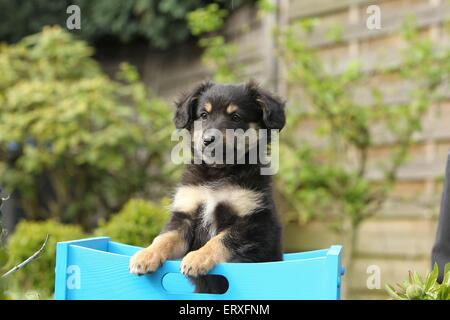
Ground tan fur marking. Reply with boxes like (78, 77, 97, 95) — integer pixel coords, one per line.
(180, 231, 230, 277)
(249, 122, 260, 129)
(226, 104, 238, 114)
(204, 102, 212, 113)
(129, 230, 187, 274)
(151, 230, 187, 259)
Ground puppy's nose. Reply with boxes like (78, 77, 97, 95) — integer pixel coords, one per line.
(203, 134, 216, 146)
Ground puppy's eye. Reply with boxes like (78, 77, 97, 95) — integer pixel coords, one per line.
(200, 112, 208, 120)
(231, 113, 241, 122)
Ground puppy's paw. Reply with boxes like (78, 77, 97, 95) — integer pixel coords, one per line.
(180, 250, 216, 277)
(129, 248, 164, 275)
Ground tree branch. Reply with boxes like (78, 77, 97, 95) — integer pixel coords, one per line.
(1, 234, 49, 278)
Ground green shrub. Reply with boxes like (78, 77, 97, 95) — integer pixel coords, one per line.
(6, 220, 85, 298)
(187, 4, 228, 36)
(0, 27, 176, 227)
(386, 263, 450, 300)
(0, 0, 246, 48)
(95, 198, 170, 247)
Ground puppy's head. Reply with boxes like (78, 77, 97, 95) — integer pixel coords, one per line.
(174, 80, 285, 165)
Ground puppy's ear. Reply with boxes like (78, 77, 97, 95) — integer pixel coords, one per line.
(245, 80, 286, 131)
(174, 81, 213, 129)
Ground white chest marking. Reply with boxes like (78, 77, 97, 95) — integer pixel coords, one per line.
(171, 184, 264, 222)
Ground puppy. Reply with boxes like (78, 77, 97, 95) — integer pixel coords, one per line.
(129, 81, 285, 293)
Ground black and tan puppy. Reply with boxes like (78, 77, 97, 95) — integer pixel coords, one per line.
(129, 81, 285, 293)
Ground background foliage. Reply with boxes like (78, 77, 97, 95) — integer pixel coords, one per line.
(0, 27, 176, 228)
(0, 0, 246, 49)
(188, 3, 242, 83)
(277, 17, 450, 229)
(95, 198, 169, 246)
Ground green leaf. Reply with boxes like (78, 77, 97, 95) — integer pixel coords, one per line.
(443, 263, 450, 286)
(187, 4, 228, 36)
(386, 284, 403, 300)
(424, 263, 439, 292)
(412, 271, 424, 286)
(437, 284, 449, 300)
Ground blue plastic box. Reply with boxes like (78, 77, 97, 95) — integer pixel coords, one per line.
(54, 237, 344, 300)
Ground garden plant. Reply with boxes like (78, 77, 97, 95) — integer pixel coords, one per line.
(0, 27, 176, 228)
(386, 263, 450, 300)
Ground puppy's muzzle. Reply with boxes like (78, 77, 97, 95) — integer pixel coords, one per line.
(203, 134, 216, 146)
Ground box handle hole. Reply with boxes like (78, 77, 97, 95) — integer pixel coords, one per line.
(162, 273, 229, 294)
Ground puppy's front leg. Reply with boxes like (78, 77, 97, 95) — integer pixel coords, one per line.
(129, 230, 187, 275)
(180, 231, 230, 277)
